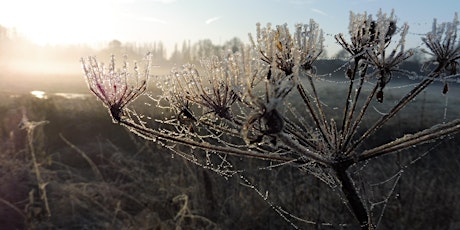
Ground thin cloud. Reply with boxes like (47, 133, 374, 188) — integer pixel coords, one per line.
(120, 12, 168, 24)
(288, 0, 315, 5)
(140, 16, 168, 24)
(205, 16, 221, 25)
(311, 8, 328, 16)
(115, 0, 176, 4)
(151, 0, 176, 3)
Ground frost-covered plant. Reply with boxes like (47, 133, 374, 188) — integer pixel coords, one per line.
(422, 12, 460, 93)
(82, 10, 460, 229)
(81, 55, 150, 122)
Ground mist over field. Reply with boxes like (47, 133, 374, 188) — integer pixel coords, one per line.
(1, 26, 432, 93)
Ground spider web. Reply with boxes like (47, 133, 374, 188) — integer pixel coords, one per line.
(117, 16, 460, 227)
(128, 51, 460, 227)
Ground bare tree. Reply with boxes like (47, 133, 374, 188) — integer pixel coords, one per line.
(81, 10, 460, 229)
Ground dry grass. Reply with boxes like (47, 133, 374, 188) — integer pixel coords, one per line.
(0, 88, 459, 229)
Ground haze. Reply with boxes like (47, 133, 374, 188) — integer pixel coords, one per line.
(0, 0, 458, 93)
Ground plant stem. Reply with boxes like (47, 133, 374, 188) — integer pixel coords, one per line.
(296, 83, 333, 148)
(358, 118, 460, 161)
(340, 60, 359, 137)
(334, 163, 370, 230)
(345, 63, 446, 156)
(277, 132, 331, 166)
(119, 118, 294, 163)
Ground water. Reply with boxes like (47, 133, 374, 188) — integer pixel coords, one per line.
(29, 90, 91, 100)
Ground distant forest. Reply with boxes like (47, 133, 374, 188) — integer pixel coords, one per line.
(0, 24, 427, 77)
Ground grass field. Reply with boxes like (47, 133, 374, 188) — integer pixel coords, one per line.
(1, 74, 460, 229)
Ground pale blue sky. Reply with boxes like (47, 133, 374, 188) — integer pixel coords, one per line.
(0, 0, 458, 56)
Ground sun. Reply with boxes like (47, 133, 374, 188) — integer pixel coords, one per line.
(0, 0, 119, 45)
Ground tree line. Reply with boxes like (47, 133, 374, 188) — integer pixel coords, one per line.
(0, 24, 426, 76)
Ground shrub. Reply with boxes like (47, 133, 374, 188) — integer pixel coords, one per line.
(81, 10, 460, 229)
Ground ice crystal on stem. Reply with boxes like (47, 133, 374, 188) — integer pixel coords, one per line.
(81, 55, 151, 122)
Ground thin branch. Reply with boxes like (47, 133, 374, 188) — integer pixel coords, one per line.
(119, 117, 295, 163)
(0, 197, 25, 220)
(276, 132, 331, 166)
(296, 83, 332, 148)
(345, 63, 446, 156)
(340, 60, 360, 137)
(60, 134, 104, 181)
(358, 118, 460, 161)
(342, 64, 368, 134)
(341, 82, 379, 152)
(306, 73, 333, 148)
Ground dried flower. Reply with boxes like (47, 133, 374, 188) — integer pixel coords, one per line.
(294, 20, 324, 72)
(365, 25, 413, 102)
(243, 67, 292, 144)
(336, 10, 398, 61)
(250, 21, 323, 76)
(166, 53, 243, 121)
(421, 13, 460, 78)
(243, 21, 324, 143)
(81, 55, 151, 122)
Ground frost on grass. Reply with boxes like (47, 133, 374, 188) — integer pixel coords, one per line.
(82, 10, 460, 229)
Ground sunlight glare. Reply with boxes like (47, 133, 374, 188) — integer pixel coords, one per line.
(30, 90, 47, 99)
(0, 0, 119, 45)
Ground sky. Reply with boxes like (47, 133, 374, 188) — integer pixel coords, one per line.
(0, 0, 459, 56)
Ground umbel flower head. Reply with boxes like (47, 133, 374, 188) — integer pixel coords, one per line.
(336, 10, 414, 102)
(422, 12, 460, 78)
(335, 10, 398, 61)
(167, 53, 243, 121)
(81, 55, 151, 122)
(364, 22, 414, 102)
(250, 20, 324, 76)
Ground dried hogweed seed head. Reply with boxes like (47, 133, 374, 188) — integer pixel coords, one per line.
(359, 14, 414, 102)
(81, 54, 151, 122)
(251, 21, 323, 76)
(335, 11, 415, 103)
(242, 21, 325, 143)
(336, 10, 399, 61)
(421, 12, 459, 81)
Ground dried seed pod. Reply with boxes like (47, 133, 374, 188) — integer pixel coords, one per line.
(346, 68, 353, 79)
(263, 109, 284, 134)
(385, 21, 397, 43)
(178, 102, 197, 122)
(443, 82, 449, 94)
(377, 90, 384, 103)
(267, 68, 272, 80)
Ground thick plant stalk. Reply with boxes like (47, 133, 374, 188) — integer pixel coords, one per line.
(334, 165, 370, 230)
